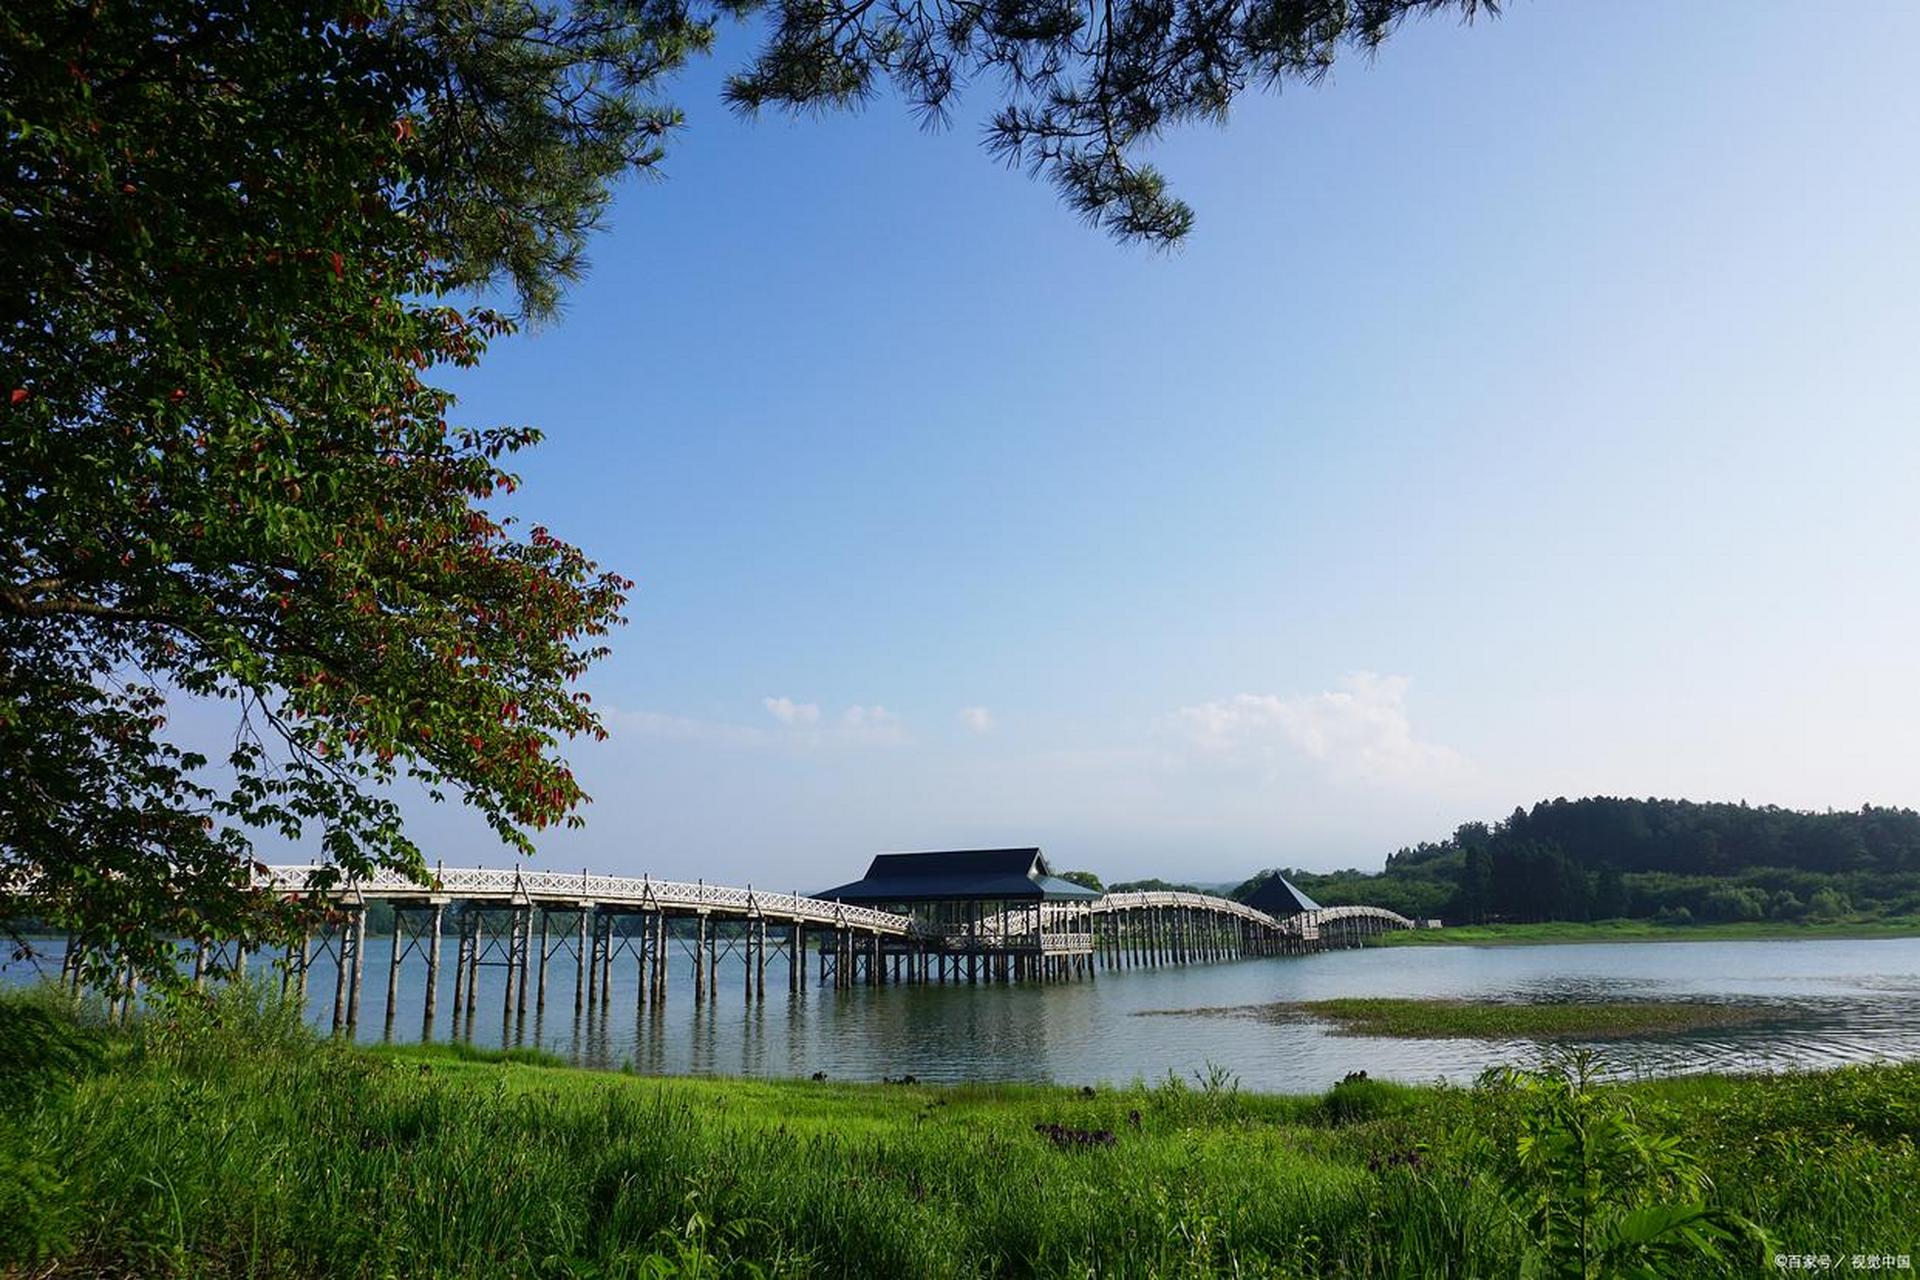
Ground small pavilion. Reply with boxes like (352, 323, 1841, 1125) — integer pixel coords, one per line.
(817, 848, 1099, 965)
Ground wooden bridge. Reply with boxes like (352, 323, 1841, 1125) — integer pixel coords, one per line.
(253, 863, 1417, 1034)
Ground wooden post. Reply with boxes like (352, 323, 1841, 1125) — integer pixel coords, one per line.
(385, 906, 404, 1034)
(707, 919, 719, 1000)
(452, 921, 468, 1023)
(496, 911, 513, 1022)
(346, 908, 366, 1031)
(465, 912, 480, 1016)
(694, 914, 707, 1003)
(517, 906, 533, 1015)
(425, 904, 443, 1023)
(654, 913, 668, 1002)
(599, 913, 613, 999)
(586, 911, 601, 1010)
(331, 923, 349, 1033)
(789, 923, 801, 994)
(536, 909, 551, 1012)
(641, 924, 656, 1013)
(575, 909, 589, 1013)
(500, 909, 516, 1027)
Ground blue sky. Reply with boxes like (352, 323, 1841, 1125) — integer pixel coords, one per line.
(387, 2, 1920, 889)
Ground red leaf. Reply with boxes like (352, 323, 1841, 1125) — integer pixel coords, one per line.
(8, 388, 27, 406)
(329, 251, 344, 279)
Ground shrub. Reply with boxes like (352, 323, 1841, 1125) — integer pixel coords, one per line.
(1470, 1052, 1761, 1278)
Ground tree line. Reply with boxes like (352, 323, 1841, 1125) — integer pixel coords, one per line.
(1234, 797, 1920, 926)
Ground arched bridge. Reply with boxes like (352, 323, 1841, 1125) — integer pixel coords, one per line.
(240, 864, 1418, 1035)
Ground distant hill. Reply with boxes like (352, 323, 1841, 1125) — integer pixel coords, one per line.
(1231, 797, 1920, 927)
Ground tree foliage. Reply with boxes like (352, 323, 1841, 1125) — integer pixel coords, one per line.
(3, 0, 1508, 991)
(0, 0, 670, 988)
(723, 0, 1496, 241)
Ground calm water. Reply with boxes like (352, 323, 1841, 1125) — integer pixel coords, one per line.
(12, 937, 1919, 1093)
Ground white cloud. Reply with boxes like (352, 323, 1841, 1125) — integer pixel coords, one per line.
(762, 696, 821, 726)
(1172, 673, 1464, 787)
(840, 704, 909, 745)
(957, 706, 996, 735)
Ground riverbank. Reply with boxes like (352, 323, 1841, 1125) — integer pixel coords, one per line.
(1380, 916, 1920, 947)
(3, 988, 1916, 1277)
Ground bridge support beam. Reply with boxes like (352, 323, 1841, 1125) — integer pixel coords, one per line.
(424, 904, 442, 1027)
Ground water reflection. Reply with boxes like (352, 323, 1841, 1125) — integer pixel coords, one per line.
(7, 936, 1919, 1092)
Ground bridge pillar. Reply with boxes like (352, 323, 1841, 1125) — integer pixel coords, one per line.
(598, 911, 613, 1004)
(346, 907, 366, 1032)
(451, 917, 468, 1024)
(501, 908, 518, 1025)
(574, 909, 588, 1013)
(694, 913, 707, 1003)
(330, 920, 349, 1034)
(653, 912, 668, 1003)
(424, 904, 443, 1026)
(535, 909, 551, 1013)
(586, 910, 601, 1010)
(467, 911, 483, 1019)
(385, 907, 404, 1036)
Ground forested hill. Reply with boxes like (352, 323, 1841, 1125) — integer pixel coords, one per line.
(1234, 797, 1920, 927)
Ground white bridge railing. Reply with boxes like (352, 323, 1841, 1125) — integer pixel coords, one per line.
(1094, 892, 1415, 935)
(257, 865, 915, 935)
(1094, 889, 1285, 930)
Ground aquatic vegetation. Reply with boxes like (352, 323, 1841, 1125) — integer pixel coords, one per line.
(1279, 996, 1782, 1041)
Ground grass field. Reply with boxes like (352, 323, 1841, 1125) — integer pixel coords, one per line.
(2, 985, 1916, 1277)
(1277, 996, 1783, 1040)
(1380, 916, 1920, 947)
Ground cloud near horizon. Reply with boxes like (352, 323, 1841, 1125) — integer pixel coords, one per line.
(606, 698, 909, 749)
(839, 704, 909, 744)
(1172, 673, 1466, 788)
(762, 696, 821, 726)
(957, 706, 995, 734)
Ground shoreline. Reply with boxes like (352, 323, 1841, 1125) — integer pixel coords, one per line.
(1379, 918, 1920, 947)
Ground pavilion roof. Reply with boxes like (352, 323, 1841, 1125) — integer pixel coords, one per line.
(1242, 872, 1323, 917)
(817, 848, 1101, 904)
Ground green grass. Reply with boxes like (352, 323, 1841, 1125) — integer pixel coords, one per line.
(2, 985, 1916, 1277)
(1382, 916, 1920, 946)
(1279, 997, 1782, 1040)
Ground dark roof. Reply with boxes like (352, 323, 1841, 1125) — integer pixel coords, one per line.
(817, 848, 1102, 903)
(1243, 873, 1322, 917)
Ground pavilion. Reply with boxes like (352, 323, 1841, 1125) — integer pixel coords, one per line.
(816, 848, 1099, 973)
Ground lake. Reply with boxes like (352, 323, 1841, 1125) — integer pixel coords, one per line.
(10, 935, 1919, 1092)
